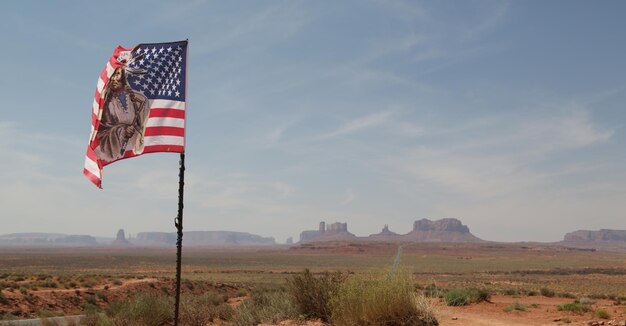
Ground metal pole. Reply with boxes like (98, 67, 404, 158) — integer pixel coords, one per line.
(173, 153, 185, 326)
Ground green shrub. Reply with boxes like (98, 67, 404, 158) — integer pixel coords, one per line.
(561, 316, 571, 323)
(329, 271, 438, 326)
(422, 284, 445, 298)
(503, 302, 527, 312)
(231, 290, 299, 326)
(557, 302, 592, 314)
(540, 287, 555, 297)
(443, 287, 490, 306)
(180, 292, 233, 326)
(286, 269, 344, 321)
(595, 309, 610, 319)
(444, 289, 470, 306)
(106, 292, 173, 325)
(180, 293, 234, 326)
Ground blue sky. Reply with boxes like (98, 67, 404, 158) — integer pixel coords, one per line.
(0, 0, 624, 243)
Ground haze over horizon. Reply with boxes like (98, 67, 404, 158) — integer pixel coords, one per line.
(1, 1, 625, 243)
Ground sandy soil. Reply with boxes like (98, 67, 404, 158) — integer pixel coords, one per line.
(435, 295, 626, 326)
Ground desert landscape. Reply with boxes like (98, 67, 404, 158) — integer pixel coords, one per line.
(0, 234, 625, 325)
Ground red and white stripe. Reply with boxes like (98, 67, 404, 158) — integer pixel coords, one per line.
(83, 46, 186, 188)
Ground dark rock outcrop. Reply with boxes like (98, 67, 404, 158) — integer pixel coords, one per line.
(111, 229, 131, 246)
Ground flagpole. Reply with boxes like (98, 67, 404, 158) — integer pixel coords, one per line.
(173, 152, 185, 326)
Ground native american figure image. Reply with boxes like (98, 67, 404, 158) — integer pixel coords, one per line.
(95, 53, 150, 163)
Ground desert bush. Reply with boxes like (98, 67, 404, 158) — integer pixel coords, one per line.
(443, 287, 490, 306)
(286, 269, 344, 321)
(540, 287, 555, 297)
(0, 292, 8, 305)
(561, 316, 571, 323)
(595, 309, 610, 319)
(231, 290, 299, 326)
(36, 309, 64, 318)
(179, 292, 234, 326)
(503, 302, 527, 312)
(329, 271, 438, 326)
(106, 292, 173, 326)
(557, 301, 592, 314)
(589, 293, 608, 300)
(422, 284, 445, 298)
(558, 292, 576, 299)
(443, 289, 470, 306)
(502, 288, 521, 296)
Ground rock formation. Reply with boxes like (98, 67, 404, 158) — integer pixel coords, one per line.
(368, 224, 400, 241)
(298, 218, 482, 243)
(111, 229, 131, 246)
(299, 221, 356, 243)
(135, 231, 275, 246)
(404, 218, 481, 242)
(561, 229, 626, 250)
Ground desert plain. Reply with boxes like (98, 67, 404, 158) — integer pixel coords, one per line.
(0, 241, 625, 325)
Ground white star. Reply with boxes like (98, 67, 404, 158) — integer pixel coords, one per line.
(175, 91, 180, 97)
(167, 46, 172, 52)
(168, 90, 172, 96)
(139, 59, 145, 65)
(149, 89, 155, 95)
(151, 47, 156, 53)
(176, 79, 181, 86)
(159, 47, 164, 53)
(142, 83, 149, 89)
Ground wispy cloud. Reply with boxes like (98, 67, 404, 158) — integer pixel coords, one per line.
(384, 107, 614, 200)
(320, 111, 392, 139)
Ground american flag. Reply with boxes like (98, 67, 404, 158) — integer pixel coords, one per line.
(83, 40, 188, 188)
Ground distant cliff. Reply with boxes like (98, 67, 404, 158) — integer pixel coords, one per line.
(561, 229, 626, 250)
(0, 233, 98, 246)
(135, 231, 275, 246)
(404, 218, 482, 242)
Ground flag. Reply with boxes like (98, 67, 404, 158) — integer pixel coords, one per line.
(83, 40, 188, 188)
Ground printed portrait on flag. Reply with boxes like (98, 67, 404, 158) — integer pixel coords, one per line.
(96, 67, 150, 162)
(84, 40, 187, 188)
